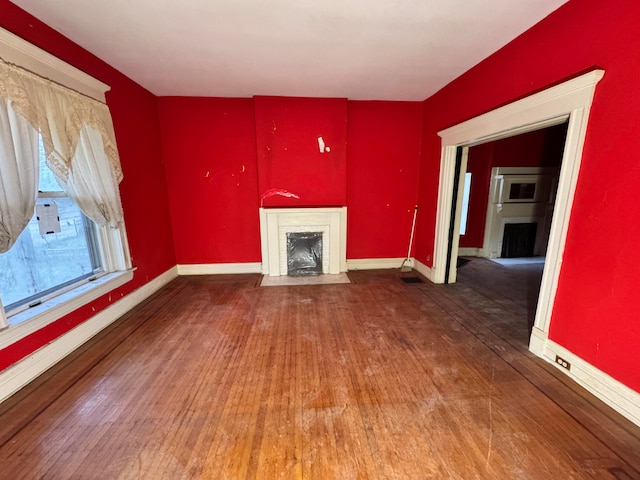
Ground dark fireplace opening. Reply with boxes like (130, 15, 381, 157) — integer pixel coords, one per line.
(501, 223, 537, 258)
(287, 232, 322, 276)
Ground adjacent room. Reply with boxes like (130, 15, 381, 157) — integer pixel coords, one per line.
(0, 0, 639, 477)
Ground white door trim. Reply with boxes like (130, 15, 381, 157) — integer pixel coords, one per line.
(432, 70, 604, 348)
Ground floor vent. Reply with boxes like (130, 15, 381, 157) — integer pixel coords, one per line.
(400, 276, 423, 284)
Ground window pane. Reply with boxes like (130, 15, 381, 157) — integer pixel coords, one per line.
(38, 138, 63, 192)
(0, 198, 100, 310)
(508, 183, 536, 200)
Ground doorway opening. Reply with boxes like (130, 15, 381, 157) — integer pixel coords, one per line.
(431, 70, 604, 357)
(460, 123, 567, 261)
(455, 122, 567, 336)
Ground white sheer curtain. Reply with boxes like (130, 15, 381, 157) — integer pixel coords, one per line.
(0, 57, 123, 231)
(0, 97, 40, 253)
(61, 124, 124, 227)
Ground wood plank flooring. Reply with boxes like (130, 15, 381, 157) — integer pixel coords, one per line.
(0, 263, 638, 479)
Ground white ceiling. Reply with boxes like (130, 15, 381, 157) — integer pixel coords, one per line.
(11, 0, 569, 101)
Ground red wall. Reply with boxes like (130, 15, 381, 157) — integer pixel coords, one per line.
(417, 0, 640, 390)
(461, 124, 566, 248)
(346, 101, 422, 259)
(254, 96, 347, 207)
(158, 97, 422, 264)
(158, 97, 261, 264)
(0, 1, 176, 370)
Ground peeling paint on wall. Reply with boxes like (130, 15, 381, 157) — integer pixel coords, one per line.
(260, 188, 300, 206)
(254, 96, 347, 207)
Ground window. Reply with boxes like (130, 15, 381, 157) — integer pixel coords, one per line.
(0, 140, 104, 316)
(459, 172, 472, 235)
(0, 27, 132, 335)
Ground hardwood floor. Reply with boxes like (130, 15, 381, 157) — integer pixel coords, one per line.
(0, 264, 638, 479)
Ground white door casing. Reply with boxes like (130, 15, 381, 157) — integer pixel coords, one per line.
(432, 70, 604, 345)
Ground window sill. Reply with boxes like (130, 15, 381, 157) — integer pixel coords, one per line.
(0, 269, 134, 350)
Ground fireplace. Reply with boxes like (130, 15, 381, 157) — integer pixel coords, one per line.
(259, 207, 347, 276)
(501, 222, 537, 258)
(483, 167, 558, 258)
(287, 232, 323, 276)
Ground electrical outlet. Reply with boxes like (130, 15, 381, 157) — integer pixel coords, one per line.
(555, 355, 571, 370)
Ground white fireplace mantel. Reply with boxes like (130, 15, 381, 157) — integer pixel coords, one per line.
(259, 207, 347, 276)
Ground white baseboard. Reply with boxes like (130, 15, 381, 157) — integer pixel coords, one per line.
(0, 266, 179, 404)
(179, 259, 425, 275)
(530, 329, 640, 427)
(177, 262, 262, 275)
(346, 257, 409, 270)
(413, 259, 434, 282)
(458, 247, 483, 256)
